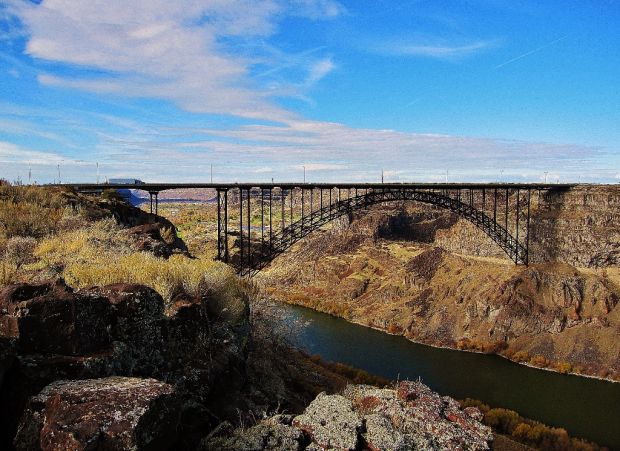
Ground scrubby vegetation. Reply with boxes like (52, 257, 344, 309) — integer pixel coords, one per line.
(460, 399, 607, 451)
(0, 183, 64, 237)
(33, 218, 240, 306)
(0, 184, 246, 318)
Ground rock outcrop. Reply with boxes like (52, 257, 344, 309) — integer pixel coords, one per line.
(204, 381, 493, 450)
(14, 377, 181, 451)
(0, 279, 249, 449)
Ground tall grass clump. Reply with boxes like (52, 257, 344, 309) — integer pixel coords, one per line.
(0, 260, 17, 286)
(34, 219, 248, 321)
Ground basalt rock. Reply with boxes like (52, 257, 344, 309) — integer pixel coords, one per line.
(0, 336, 15, 388)
(0, 279, 250, 449)
(128, 223, 184, 258)
(14, 377, 181, 451)
(204, 381, 493, 451)
(0, 279, 111, 356)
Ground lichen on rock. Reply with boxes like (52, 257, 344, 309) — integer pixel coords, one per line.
(14, 376, 181, 451)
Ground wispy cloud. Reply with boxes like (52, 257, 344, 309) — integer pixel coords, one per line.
(295, 163, 347, 171)
(385, 41, 493, 59)
(305, 58, 336, 86)
(11, 0, 344, 121)
(0, 114, 613, 184)
(372, 38, 496, 60)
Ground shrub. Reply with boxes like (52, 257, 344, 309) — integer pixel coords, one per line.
(554, 362, 573, 374)
(460, 398, 490, 414)
(512, 350, 529, 362)
(160, 225, 176, 245)
(387, 323, 403, 334)
(529, 354, 549, 367)
(4, 236, 37, 268)
(0, 184, 68, 239)
(461, 399, 605, 451)
(484, 408, 521, 434)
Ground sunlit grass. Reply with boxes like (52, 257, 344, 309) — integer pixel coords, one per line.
(34, 218, 242, 306)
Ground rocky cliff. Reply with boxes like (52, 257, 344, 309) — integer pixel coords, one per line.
(259, 185, 620, 381)
(434, 185, 620, 268)
(0, 278, 497, 450)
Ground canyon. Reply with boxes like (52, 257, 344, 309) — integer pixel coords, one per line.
(259, 185, 620, 381)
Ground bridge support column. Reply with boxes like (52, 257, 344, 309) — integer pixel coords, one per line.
(216, 189, 230, 262)
(148, 191, 159, 215)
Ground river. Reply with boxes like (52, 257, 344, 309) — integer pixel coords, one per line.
(282, 304, 620, 449)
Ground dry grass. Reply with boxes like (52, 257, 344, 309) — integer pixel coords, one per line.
(0, 260, 17, 286)
(33, 218, 242, 309)
(0, 183, 70, 240)
(461, 399, 606, 451)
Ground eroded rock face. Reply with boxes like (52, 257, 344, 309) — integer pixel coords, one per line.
(204, 381, 493, 451)
(261, 198, 620, 380)
(14, 377, 180, 451)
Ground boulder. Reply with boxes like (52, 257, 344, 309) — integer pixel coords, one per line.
(345, 382, 493, 450)
(292, 392, 362, 450)
(94, 284, 166, 375)
(0, 280, 111, 356)
(14, 377, 181, 451)
(0, 279, 251, 448)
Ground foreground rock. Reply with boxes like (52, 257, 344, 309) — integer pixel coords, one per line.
(0, 279, 249, 448)
(204, 380, 493, 450)
(14, 377, 180, 450)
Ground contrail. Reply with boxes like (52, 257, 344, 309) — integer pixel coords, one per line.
(495, 35, 568, 69)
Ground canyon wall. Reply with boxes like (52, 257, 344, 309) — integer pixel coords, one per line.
(435, 184, 620, 268)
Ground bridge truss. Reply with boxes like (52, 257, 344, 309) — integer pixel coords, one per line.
(213, 183, 561, 276)
(68, 182, 571, 277)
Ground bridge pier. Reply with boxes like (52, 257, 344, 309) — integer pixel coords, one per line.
(148, 191, 159, 215)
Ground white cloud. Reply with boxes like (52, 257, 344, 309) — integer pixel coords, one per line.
(305, 58, 335, 86)
(0, 140, 66, 165)
(373, 39, 496, 60)
(13, 0, 344, 121)
(295, 163, 347, 171)
(288, 0, 345, 19)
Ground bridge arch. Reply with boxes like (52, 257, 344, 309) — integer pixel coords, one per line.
(233, 187, 530, 275)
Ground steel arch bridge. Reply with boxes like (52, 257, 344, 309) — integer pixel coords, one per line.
(218, 184, 540, 276)
(67, 182, 572, 277)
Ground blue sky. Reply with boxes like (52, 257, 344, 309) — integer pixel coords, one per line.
(0, 0, 618, 183)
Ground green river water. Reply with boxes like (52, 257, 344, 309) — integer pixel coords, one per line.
(283, 304, 620, 449)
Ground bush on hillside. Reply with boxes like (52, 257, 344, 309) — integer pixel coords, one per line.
(0, 184, 69, 239)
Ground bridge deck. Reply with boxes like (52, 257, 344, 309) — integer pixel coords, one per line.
(63, 182, 575, 192)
